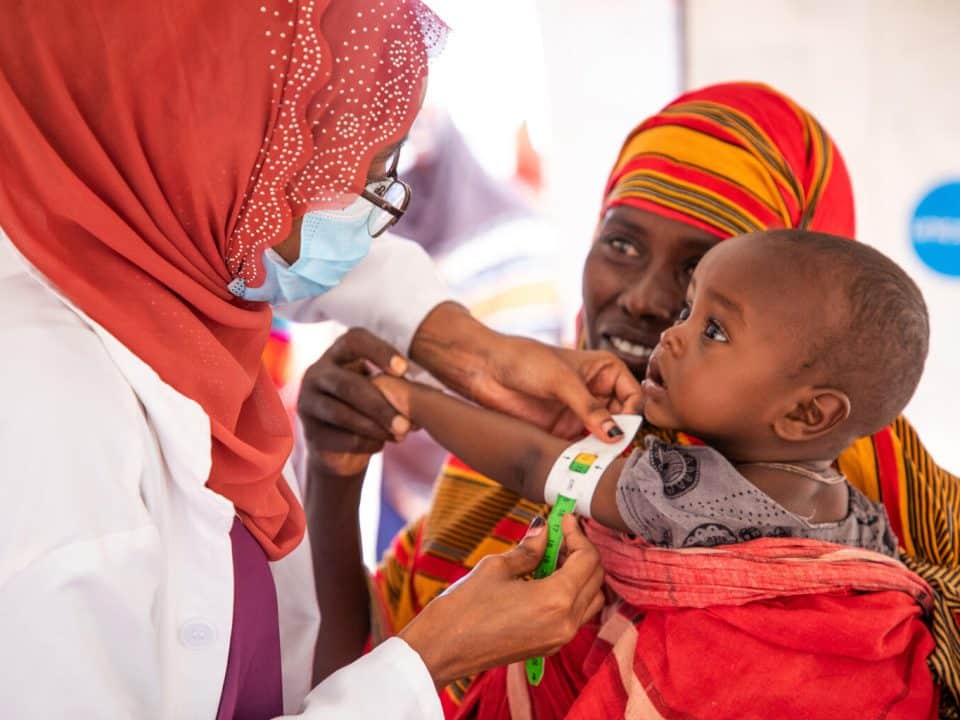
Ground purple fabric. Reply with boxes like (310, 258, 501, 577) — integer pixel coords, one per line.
(216, 518, 284, 720)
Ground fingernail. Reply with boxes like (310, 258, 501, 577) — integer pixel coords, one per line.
(606, 424, 624, 438)
(391, 416, 411, 435)
(525, 515, 545, 537)
(390, 355, 408, 376)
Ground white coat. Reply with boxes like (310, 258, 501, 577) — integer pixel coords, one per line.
(0, 230, 450, 719)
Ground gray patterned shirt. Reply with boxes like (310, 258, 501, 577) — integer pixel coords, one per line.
(615, 437, 897, 557)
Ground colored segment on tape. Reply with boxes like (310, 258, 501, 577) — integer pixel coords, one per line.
(569, 452, 597, 474)
(543, 415, 644, 516)
(525, 493, 578, 686)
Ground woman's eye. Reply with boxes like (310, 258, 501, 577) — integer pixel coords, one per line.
(704, 319, 728, 343)
(676, 304, 691, 323)
(605, 237, 639, 256)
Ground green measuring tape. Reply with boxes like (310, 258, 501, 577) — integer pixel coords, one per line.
(523, 414, 643, 687)
(525, 493, 578, 686)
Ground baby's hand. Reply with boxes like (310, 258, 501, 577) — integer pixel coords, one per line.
(372, 374, 416, 419)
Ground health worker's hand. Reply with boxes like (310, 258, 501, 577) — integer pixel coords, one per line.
(298, 328, 412, 479)
(398, 513, 604, 688)
(410, 303, 643, 441)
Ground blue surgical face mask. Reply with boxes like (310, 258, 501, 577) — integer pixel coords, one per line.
(232, 195, 373, 304)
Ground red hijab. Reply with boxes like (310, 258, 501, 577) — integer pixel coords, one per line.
(0, 0, 445, 558)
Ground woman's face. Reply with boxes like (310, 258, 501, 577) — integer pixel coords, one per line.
(582, 205, 720, 379)
(271, 141, 404, 264)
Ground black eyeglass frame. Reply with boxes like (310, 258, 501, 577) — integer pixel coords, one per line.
(360, 147, 412, 238)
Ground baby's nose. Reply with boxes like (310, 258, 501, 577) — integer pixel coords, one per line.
(659, 325, 683, 354)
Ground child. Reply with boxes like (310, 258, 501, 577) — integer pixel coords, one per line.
(373, 229, 929, 555)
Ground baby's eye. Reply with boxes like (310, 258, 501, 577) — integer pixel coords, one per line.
(704, 319, 728, 343)
(676, 304, 691, 323)
(605, 237, 639, 256)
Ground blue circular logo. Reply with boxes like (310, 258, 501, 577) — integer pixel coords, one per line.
(911, 182, 960, 277)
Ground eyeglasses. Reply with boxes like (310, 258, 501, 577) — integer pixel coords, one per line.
(360, 146, 412, 238)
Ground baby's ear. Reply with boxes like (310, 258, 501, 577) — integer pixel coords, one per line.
(773, 388, 850, 443)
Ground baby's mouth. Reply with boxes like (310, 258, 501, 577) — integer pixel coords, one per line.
(644, 352, 667, 390)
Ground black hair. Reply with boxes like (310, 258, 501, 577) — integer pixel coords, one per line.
(761, 229, 929, 436)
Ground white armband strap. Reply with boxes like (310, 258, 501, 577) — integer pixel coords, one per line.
(543, 414, 643, 518)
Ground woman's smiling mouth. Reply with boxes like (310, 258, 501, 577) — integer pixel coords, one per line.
(608, 335, 653, 359)
(601, 333, 656, 371)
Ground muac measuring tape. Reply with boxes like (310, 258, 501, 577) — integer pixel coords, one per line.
(525, 414, 643, 686)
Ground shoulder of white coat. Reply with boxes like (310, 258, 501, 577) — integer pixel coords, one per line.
(0, 263, 150, 583)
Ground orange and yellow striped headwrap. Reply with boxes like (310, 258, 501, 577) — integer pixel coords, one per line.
(603, 82, 855, 238)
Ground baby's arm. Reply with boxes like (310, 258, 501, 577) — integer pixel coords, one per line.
(374, 376, 630, 531)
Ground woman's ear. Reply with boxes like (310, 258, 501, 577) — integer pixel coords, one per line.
(773, 388, 851, 443)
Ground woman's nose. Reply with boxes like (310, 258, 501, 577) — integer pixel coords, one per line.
(617, 270, 679, 322)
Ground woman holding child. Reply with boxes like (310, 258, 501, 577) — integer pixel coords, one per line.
(305, 82, 960, 717)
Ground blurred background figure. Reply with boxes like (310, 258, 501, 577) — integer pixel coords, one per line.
(376, 109, 565, 554)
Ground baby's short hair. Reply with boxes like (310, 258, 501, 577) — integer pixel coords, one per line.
(758, 229, 929, 436)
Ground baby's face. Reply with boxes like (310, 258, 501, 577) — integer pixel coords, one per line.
(640, 238, 822, 455)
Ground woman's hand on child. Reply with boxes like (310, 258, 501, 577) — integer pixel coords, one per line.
(398, 513, 605, 689)
(445, 337, 644, 441)
(546, 347, 645, 436)
(410, 303, 643, 441)
(298, 328, 412, 479)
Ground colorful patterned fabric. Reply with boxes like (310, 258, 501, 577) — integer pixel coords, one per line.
(457, 535, 937, 720)
(603, 81, 854, 238)
(372, 82, 960, 715)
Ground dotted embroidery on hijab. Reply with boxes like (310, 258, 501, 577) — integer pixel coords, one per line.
(226, 0, 445, 293)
